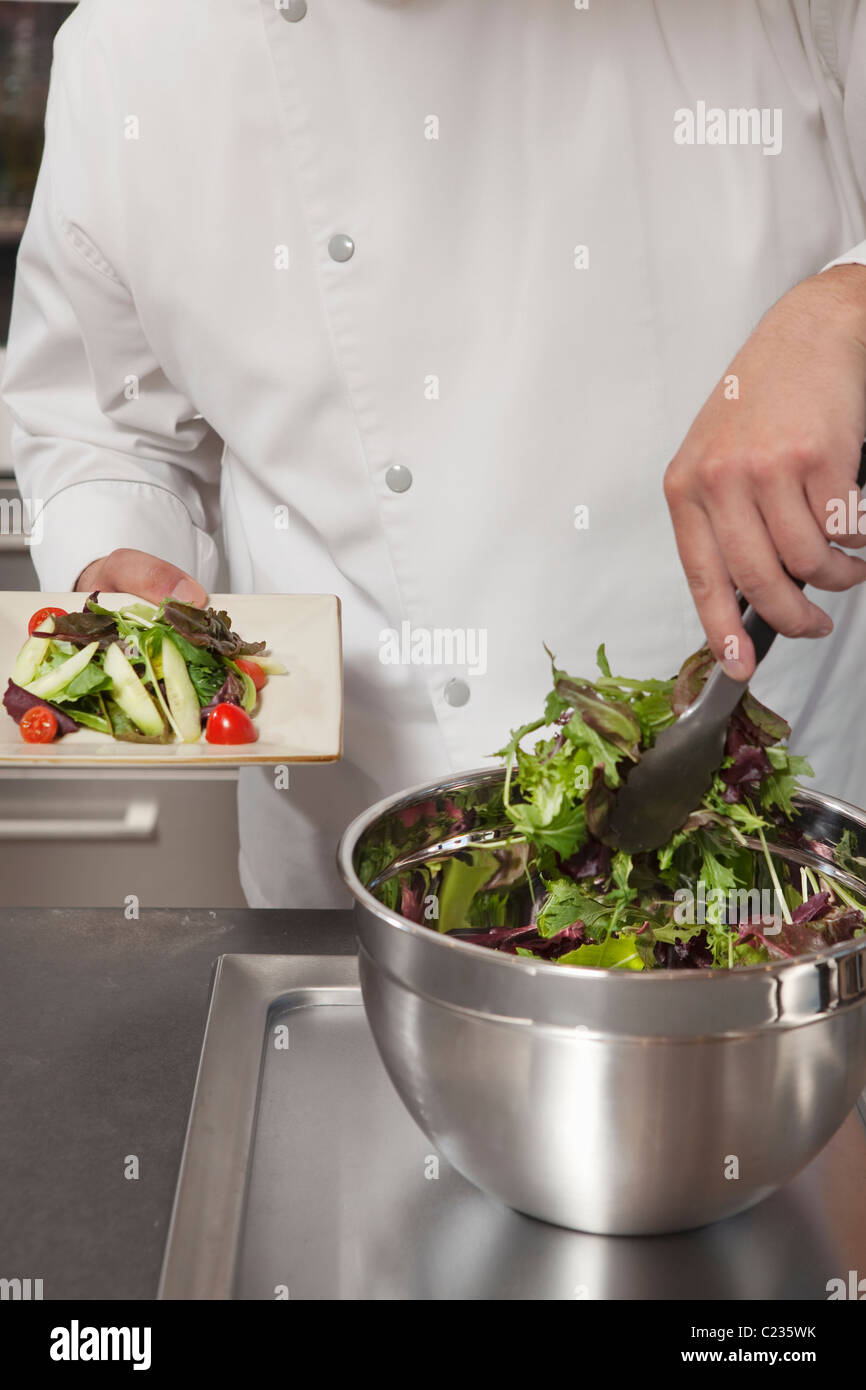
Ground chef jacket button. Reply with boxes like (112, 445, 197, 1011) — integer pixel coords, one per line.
(443, 678, 470, 708)
(328, 233, 355, 262)
(385, 464, 412, 493)
(279, 0, 308, 21)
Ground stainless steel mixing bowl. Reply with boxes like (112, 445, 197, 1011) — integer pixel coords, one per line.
(337, 769, 866, 1235)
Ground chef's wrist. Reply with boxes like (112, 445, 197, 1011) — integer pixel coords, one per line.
(75, 557, 106, 591)
(814, 263, 866, 344)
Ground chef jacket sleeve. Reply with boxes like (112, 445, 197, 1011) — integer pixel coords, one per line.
(0, 14, 222, 592)
(813, 0, 866, 273)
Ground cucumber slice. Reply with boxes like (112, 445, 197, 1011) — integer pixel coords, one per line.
(161, 634, 201, 742)
(227, 661, 257, 712)
(24, 640, 99, 699)
(256, 655, 287, 676)
(237, 666, 257, 712)
(117, 602, 158, 626)
(12, 614, 56, 686)
(103, 642, 164, 737)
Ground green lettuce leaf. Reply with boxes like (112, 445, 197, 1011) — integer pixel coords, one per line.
(557, 936, 644, 970)
(536, 878, 613, 938)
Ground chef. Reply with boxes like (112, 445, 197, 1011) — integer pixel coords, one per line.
(4, 0, 866, 907)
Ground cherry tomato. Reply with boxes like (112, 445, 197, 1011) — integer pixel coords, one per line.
(205, 702, 258, 745)
(235, 658, 266, 692)
(28, 606, 67, 636)
(19, 706, 59, 744)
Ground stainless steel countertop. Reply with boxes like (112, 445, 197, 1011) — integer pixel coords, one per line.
(0, 907, 354, 1299)
(160, 954, 866, 1301)
(4, 908, 865, 1302)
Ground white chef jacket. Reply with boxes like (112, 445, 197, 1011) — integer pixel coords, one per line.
(5, 0, 866, 907)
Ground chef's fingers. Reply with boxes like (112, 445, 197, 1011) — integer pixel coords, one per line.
(758, 475, 866, 590)
(805, 459, 866, 551)
(664, 490, 755, 677)
(75, 548, 208, 606)
(703, 484, 833, 639)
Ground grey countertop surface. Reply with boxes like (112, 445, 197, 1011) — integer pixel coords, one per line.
(4, 908, 866, 1304)
(0, 907, 355, 1300)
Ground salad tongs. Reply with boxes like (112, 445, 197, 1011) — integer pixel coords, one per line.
(607, 442, 866, 853)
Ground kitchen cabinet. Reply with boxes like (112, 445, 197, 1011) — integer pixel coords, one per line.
(0, 768, 245, 906)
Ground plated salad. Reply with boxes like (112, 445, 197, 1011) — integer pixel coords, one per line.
(2, 595, 286, 745)
(362, 644, 866, 970)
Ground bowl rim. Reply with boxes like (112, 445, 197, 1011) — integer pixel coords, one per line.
(336, 766, 866, 985)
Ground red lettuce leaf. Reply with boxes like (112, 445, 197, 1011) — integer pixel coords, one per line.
(585, 765, 615, 840)
(2, 680, 79, 735)
(398, 872, 428, 924)
(33, 606, 118, 649)
(162, 602, 265, 658)
(559, 837, 612, 883)
(671, 650, 790, 748)
(453, 919, 587, 960)
(791, 889, 832, 924)
(653, 930, 714, 969)
(199, 667, 246, 725)
(554, 676, 641, 757)
(720, 743, 773, 799)
(672, 648, 715, 715)
(739, 902, 863, 958)
(739, 690, 791, 745)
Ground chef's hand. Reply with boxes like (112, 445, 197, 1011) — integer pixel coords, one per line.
(664, 264, 866, 680)
(75, 548, 207, 606)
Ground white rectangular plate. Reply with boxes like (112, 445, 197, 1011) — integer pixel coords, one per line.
(0, 592, 342, 766)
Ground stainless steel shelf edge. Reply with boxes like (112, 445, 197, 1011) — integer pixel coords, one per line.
(157, 953, 359, 1300)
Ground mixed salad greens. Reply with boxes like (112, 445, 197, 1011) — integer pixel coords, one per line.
(362, 644, 866, 971)
(3, 595, 286, 745)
